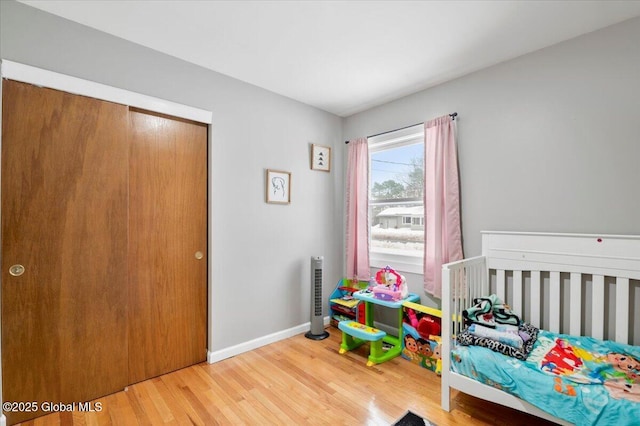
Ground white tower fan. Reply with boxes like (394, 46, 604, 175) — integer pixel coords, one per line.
(305, 256, 329, 340)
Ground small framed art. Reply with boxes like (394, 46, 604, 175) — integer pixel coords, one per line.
(311, 144, 331, 172)
(266, 169, 291, 204)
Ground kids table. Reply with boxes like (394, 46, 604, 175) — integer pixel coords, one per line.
(338, 290, 419, 366)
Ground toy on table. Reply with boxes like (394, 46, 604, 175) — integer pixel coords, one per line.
(371, 265, 408, 301)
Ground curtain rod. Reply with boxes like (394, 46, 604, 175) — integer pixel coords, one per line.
(344, 112, 458, 144)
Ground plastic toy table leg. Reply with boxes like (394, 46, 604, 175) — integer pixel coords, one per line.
(364, 299, 375, 327)
(362, 299, 406, 365)
(366, 335, 398, 366)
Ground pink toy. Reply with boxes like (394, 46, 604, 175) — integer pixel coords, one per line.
(406, 308, 419, 328)
(372, 265, 408, 301)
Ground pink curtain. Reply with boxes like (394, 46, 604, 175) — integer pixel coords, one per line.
(423, 115, 463, 298)
(346, 137, 370, 280)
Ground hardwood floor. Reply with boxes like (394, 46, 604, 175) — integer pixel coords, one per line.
(18, 329, 557, 425)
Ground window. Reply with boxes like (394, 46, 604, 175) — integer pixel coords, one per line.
(369, 124, 424, 273)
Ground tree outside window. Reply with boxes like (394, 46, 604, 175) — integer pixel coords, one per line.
(369, 134, 424, 259)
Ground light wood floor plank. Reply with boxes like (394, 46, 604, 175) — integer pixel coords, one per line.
(148, 378, 194, 425)
(138, 380, 174, 424)
(16, 329, 557, 425)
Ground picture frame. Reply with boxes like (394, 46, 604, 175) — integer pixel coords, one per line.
(266, 169, 291, 204)
(311, 144, 331, 172)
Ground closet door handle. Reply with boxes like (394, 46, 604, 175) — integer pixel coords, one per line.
(9, 264, 25, 276)
(194, 251, 204, 260)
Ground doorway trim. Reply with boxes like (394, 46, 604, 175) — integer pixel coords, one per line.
(0, 60, 213, 426)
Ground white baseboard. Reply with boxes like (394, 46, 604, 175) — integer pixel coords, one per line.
(207, 316, 331, 364)
(1, 413, 6, 426)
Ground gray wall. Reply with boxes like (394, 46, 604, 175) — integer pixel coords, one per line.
(0, 1, 345, 352)
(345, 16, 640, 264)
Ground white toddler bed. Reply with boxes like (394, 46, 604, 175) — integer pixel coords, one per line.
(441, 231, 640, 425)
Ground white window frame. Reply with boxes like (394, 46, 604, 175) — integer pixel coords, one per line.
(368, 124, 424, 274)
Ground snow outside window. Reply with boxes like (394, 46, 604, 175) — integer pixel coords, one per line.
(368, 124, 424, 274)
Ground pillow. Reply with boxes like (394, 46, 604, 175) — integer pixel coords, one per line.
(456, 322, 539, 360)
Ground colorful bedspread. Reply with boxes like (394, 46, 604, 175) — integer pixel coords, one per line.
(451, 330, 640, 426)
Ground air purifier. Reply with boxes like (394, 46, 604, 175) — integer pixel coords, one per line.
(305, 256, 329, 340)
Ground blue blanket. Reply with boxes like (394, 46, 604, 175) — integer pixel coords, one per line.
(451, 330, 640, 425)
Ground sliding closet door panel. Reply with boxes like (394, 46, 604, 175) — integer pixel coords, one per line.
(1, 80, 129, 425)
(128, 109, 207, 384)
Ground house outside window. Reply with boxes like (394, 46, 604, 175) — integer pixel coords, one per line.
(369, 124, 424, 274)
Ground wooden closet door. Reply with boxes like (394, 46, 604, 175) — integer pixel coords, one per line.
(128, 109, 208, 384)
(1, 81, 129, 425)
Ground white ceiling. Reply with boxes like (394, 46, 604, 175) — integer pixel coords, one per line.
(19, 0, 640, 117)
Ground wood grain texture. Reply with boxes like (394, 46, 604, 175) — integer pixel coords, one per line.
(18, 330, 556, 426)
(127, 108, 208, 384)
(1, 80, 129, 425)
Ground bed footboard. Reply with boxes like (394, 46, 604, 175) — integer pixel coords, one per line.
(441, 255, 487, 411)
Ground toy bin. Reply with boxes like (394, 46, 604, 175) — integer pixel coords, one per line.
(401, 301, 443, 374)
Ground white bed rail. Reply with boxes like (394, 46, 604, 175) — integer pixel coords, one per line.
(441, 255, 486, 411)
(441, 231, 640, 422)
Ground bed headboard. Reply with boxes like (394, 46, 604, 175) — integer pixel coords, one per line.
(480, 231, 640, 345)
(482, 231, 640, 343)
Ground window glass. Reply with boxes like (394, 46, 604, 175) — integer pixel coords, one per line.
(369, 127, 424, 262)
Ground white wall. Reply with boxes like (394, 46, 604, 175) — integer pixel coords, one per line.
(345, 16, 640, 287)
(0, 0, 344, 355)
